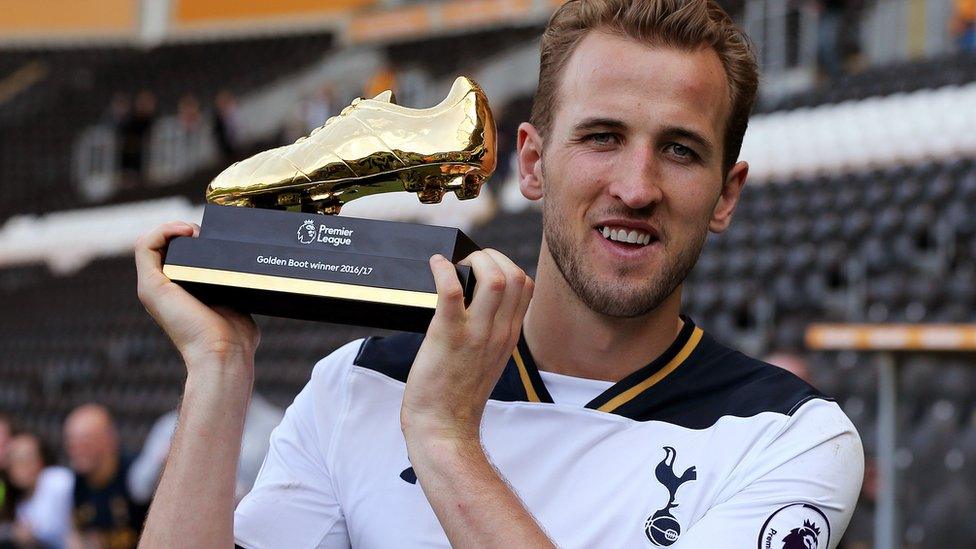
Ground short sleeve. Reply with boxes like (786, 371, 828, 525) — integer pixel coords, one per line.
(128, 411, 178, 504)
(233, 339, 363, 549)
(18, 466, 74, 548)
(673, 399, 864, 549)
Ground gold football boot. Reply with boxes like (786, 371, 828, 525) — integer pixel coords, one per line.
(206, 76, 496, 214)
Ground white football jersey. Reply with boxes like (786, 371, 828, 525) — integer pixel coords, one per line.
(234, 318, 863, 548)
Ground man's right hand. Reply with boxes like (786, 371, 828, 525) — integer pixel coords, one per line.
(136, 221, 259, 548)
(134, 221, 259, 374)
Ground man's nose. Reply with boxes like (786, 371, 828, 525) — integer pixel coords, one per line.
(607, 146, 664, 210)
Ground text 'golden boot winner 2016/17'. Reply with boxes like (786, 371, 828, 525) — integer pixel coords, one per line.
(205, 76, 497, 214)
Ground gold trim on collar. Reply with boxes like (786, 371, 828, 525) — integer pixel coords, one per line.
(511, 346, 541, 403)
(162, 265, 438, 309)
(596, 326, 704, 413)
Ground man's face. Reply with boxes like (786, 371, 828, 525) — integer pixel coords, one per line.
(521, 31, 745, 317)
(64, 414, 113, 475)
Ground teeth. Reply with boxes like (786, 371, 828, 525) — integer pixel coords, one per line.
(599, 226, 653, 246)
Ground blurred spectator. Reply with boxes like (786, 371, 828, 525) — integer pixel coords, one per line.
(119, 90, 157, 188)
(102, 93, 131, 128)
(0, 415, 14, 524)
(174, 93, 207, 173)
(129, 393, 283, 504)
(63, 405, 146, 549)
(952, 0, 976, 52)
(764, 351, 813, 385)
(814, 0, 846, 78)
(303, 85, 336, 134)
(176, 94, 202, 133)
(213, 90, 240, 160)
(365, 63, 397, 98)
(7, 433, 72, 549)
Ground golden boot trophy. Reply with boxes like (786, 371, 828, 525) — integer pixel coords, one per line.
(206, 76, 495, 213)
(163, 77, 495, 332)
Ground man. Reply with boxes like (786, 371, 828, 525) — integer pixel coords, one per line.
(64, 404, 147, 549)
(136, 1, 863, 547)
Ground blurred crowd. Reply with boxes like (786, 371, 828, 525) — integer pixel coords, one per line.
(102, 88, 242, 190)
(0, 397, 282, 549)
(97, 65, 399, 191)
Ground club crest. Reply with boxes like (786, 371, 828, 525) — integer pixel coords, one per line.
(645, 446, 697, 546)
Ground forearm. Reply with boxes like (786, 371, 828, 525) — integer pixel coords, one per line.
(407, 437, 555, 549)
(139, 363, 252, 548)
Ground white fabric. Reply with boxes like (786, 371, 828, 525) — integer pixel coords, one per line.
(537, 370, 614, 407)
(234, 340, 862, 548)
(16, 466, 74, 549)
(131, 393, 284, 504)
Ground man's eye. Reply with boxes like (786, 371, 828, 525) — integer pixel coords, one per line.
(667, 143, 696, 159)
(587, 133, 617, 146)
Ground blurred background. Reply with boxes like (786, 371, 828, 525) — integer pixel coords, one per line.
(0, 0, 974, 547)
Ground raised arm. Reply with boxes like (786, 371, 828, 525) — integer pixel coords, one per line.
(400, 250, 555, 548)
(134, 222, 260, 548)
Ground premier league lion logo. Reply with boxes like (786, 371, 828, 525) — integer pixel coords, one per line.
(782, 520, 821, 549)
(297, 219, 317, 244)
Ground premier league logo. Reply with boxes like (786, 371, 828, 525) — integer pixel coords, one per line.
(758, 504, 830, 549)
(782, 520, 821, 549)
(645, 446, 697, 546)
(297, 219, 317, 244)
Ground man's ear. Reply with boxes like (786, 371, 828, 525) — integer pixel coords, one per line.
(517, 122, 545, 201)
(708, 160, 748, 233)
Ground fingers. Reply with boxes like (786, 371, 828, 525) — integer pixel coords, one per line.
(481, 249, 531, 335)
(429, 254, 465, 327)
(429, 249, 533, 353)
(134, 221, 194, 273)
(134, 221, 195, 305)
(459, 250, 508, 324)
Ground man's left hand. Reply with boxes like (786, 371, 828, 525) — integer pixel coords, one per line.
(401, 248, 533, 444)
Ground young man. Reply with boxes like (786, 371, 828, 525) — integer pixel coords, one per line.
(64, 404, 148, 549)
(135, 1, 863, 547)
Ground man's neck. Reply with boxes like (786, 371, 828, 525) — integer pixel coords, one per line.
(523, 249, 684, 383)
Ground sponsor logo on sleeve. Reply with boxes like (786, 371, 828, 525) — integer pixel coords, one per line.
(758, 503, 830, 549)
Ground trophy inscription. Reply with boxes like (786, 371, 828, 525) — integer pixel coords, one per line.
(162, 76, 494, 332)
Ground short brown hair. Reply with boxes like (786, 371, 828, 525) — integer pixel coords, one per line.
(530, 0, 759, 171)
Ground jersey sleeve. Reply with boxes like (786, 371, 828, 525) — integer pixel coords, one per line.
(674, 399, 864, 549)
(233, 339, 363, 549)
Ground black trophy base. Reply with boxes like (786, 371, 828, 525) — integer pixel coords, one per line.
(163, 204, 478, 333)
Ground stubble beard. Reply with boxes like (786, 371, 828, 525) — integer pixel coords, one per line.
(541, 184, 707, 318)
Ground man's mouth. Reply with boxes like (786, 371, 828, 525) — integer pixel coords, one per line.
(596, 225, 657, 247)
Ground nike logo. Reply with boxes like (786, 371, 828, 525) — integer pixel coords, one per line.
(400, 467, 417, 484)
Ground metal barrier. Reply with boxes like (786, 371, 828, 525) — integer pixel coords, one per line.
(806, 323, 976, 549)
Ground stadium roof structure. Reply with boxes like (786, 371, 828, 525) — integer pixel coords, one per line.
(0, 0, 561, 47)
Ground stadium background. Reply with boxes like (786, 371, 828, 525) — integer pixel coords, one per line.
(1, 0, 975, 547)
